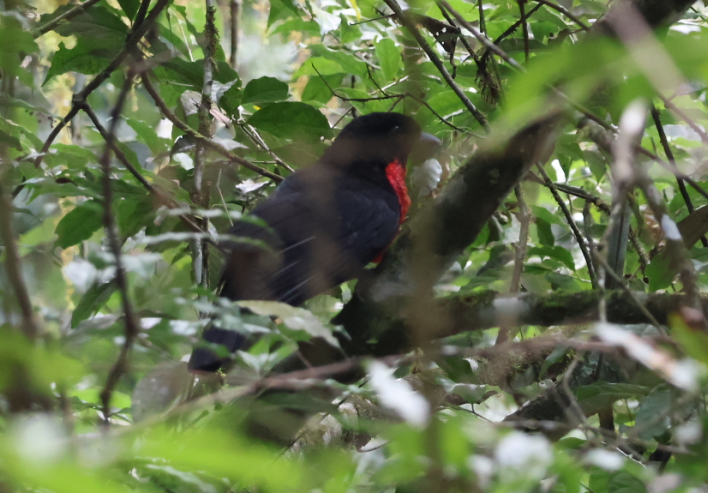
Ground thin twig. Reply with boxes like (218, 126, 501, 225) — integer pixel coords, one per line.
(536, 163, 598, 288)
(140, 73, 283, 182)
(313, 64, 476, 135)
(518, 0, 530, 63)
(98, 71, 142, 426)
(240, 124, 295, 172)
(554, 182, 611, 214)
(650, 105, 707, 246)
(437, 3, 480, 64)
(384, 0, 490, 132)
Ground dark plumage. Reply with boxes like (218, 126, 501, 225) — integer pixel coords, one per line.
(190, 112, 440, 372)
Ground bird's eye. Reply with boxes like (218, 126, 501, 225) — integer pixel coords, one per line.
(389, 125, 400, 134)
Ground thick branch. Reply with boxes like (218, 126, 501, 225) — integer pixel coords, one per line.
(336, 114, 562, 355)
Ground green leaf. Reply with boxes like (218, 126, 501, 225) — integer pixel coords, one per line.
(242, 76, 289, 104)
(41, 4, 128, 39)
(271, 18, 320, 36)
(0, 16, 37, 78)
(44, 40, 114, 85)
(219, 82, 242, 119)
(71, 280, 117, 327)
(155, 59, 240, 92)
(576, 382, 650, 415)
(528, 245, 575, 270)
(268, 0, 300, 27)
(538, 345, 569, 378)
(117, 0, 140, 20)
(375, 38, 401, 82)
(126, 118, 168, 155)
(117, 196, 155, 239)
(247, 102, 332, 141)
(309, 44, 367, 77)
(55, 200, 104, 249)
(590, 471, 647, 493)
(293, 57, 345, 78)
(634, 384, 673, 440)
(237, 300, 339, 347)
(302, 74, 339, 104)
(646, 251, 676, 291)
(536, 217, 555, 246)
(0, 129, 22, 150)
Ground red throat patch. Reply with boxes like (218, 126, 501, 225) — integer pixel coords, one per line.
(385, 158, 411, 224)
(371, 159, 410, 265)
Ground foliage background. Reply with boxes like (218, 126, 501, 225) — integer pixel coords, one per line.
(3, 0, 708, 492)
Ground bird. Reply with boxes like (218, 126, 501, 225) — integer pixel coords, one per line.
(189, 112, 441, 372)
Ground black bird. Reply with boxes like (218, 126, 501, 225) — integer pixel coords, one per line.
(190, 112, 440, 372)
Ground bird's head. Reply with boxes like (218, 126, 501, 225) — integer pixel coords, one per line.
(322, 112, 441, 170)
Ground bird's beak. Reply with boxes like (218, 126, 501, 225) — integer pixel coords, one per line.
(411, 132, 442, 164)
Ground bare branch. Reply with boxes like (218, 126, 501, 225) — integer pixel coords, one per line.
(536, 163, 597, 288)
(98, 71, 142, 425)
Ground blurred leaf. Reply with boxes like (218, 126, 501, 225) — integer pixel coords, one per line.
(634, 384, 673, 440)
(54, 200, 103, 249)
(293, 57, 346, 77)
(268, 0, 300, 27)
(40, 4, 128, 39)
(117, 0, 140, 19)
(71, 281, 118, 328)
(0, 128, 22, 150)
(590, 470, 647, 493)
(576, 382, 650, 415)
(132, 362, 193, 422)
(238, 300, 339, 347)
(646, 251, 675, 291)
(242, 76, 289, 104)
(677, 205, 708, 247)
(219, 82, 242, 120)
(247, 102, 332, 141)
(528, 245, 575, 270)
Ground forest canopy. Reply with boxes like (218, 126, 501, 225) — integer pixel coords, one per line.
(3, 0, 708, 492)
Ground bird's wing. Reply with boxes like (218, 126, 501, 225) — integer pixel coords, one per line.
(220, 170, 400, 306)
(334, 181, 401, 265)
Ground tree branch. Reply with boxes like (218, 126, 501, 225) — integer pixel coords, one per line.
(98, 71, 142, 425)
